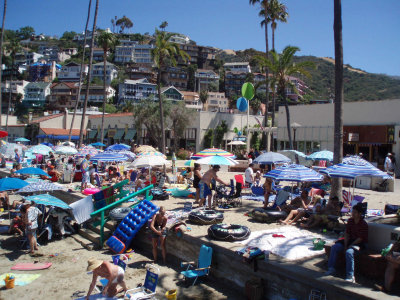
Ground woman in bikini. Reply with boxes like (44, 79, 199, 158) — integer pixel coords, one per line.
(149, 206, 168, 264)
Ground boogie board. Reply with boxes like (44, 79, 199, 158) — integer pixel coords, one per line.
(11, 262, 52, 271)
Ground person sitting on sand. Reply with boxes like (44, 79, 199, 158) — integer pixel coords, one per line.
(375, 241, 400, 294)
(199, 165, 229, 209)
(278, 190, 310, 213)
(150, 206, 168, 264)
(301, 196, 341, 229)
(86, 258, 127, 299)
(279, 195, 322, 225)
(8, 206, 26, 236)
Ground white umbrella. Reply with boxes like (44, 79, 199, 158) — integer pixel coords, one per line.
(227, 140, 246, 145)
(55, 146, 78, 155)
(62, 141, 76, 147)
(195, 155, 238, 166)
(30, 144, 53, 155)
(131, 155, 170, 168)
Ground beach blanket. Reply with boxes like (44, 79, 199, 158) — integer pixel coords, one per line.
(0, 273, 41, 286)
(70, 195, 94, 224)
(237, 227, 335, 261)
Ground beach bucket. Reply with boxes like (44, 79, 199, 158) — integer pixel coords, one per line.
(4, 277, 15, 289)
(165, 289, 177, 300)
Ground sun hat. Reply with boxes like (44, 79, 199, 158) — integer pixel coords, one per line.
(87, 258, 103, 271)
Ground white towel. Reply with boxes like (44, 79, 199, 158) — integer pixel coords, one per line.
(70, 195, 94, 224)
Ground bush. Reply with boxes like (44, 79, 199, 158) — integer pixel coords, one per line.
(176, 148, 190, 160)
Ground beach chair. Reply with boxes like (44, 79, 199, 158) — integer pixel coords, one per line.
(266, 190, 290, 210)
(341, 194, 366, 215)
(181, 244, 212, 286)
(124, 264, 159, 300)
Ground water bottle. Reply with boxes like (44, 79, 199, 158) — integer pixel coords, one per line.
(381, 243, 393, 257)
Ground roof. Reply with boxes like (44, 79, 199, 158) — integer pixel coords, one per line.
(93, 61, 116, 67)
(223, 62, 249, 66)
(161, 86, 183, 95)
(88, 112, 133, 119)
(124, 78, 153, 85)
(40, 128, 85, 136)
(51, 82, 77, 89)
(31, 113, 63, 124)
(181, 91, 199, 96)
(63, 62, 79, 67)
(26, 82, 52, 89)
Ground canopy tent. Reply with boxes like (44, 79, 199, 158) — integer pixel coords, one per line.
(0, 178, 29, 192)
(253, 152, 291, 165)
(25, 194, 71, 210)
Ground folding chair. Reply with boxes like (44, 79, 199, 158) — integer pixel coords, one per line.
(265, 190, 290, 210)
(181, 244, 212, 286)
(124, 264, 159, 300)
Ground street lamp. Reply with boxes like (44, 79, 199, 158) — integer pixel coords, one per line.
(291, 122, 301, 150)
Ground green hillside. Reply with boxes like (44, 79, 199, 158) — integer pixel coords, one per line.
(216, 49, 400, 102)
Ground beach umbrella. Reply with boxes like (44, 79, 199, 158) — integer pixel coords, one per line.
(320, 162, 391, 180)
(0, 143, 24, 158)
(41, 142, 54, 147)
(342, 155, 374, 166)
(227, 140, 246, 146)
(0, 131, 8, 138)
(195, 155, 238, 166)
(24, 194, 71, 210)
(0, 178, 29, 192)
(279, 150, 312, 167)
(31, 144, 53, 155)
(307, 150, 334, 162)
(253, 152, 291, 165)
(106, 144, 131, 152)
(17, 181, 66, 193)
(15, 137, 30, 142)
(191, 148, 235, 159)
(264, 164, 323, 182)
(62, 141, 75, 147)
(131, 154, 170, 168)
(135, 145, 156, 153)
(0, 140, 6, 146)
(75, 145, 100, 157)
(15, 167, 50, 177)
(54, 146, 78, 155)
(137, 150, 167, 159)
(106, 150, 136, 161)
(90, 142, 106, 147)
(184, 160, 195, 167)
(24, 151, 36, 160)
(90, 152, 128, 162)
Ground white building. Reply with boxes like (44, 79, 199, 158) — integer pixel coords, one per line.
(223, 62, 251, 73)
(91, 62, 118, 84)
(1, 80, 29, 97)
(118, 78, 157, 104)
(114, 41, 154, 64)
(206, 92, 229, 113)
(58, 62, 88, 82)
(168, 33, 190, 45)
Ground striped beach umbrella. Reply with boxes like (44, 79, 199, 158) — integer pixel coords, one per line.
(105, 150, 136, 161)
(25, 194, 71, 209)
(264, 164, 323, 182)
(254, 152, 291, 165)
(321, 162, 391, 179)
(90, 152, 128, 162)
(75, 145, 100, 157)
(191, 148, 235, 159)
(137, 151, 167, 159)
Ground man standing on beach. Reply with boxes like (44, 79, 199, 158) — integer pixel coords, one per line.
(245, 163, 254, 187)
(81, 154, 91, 192)
(86, 258, 127, 299)
(198, 165, 229, 209)
(384, 153, 394, 175)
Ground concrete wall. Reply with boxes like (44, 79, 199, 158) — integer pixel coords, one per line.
(88, 114, 134, 129)
(0, 115, 18, 126)
(39, 114, 87, 130)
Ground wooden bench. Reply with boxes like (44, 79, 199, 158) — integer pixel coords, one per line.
(324, 244, 400, 280)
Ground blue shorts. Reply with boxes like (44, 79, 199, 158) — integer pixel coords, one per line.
(199, 182, 212, 199)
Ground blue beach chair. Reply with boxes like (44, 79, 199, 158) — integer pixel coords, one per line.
(181, 244, 213, 286)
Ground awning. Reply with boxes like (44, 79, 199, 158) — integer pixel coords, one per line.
(36, 135, 46, 138)
(124, 129, 136, 141)
(88, 130, 97, 139)
(113, 129, 125, 140)
(52, 135, 80, 140)
(103, 129, 108, 138)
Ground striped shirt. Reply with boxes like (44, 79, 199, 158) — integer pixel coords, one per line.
(346, 218, 368, 243)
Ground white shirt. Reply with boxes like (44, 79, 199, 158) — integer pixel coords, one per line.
(384, 156, 393, 171)
(27, 207, 42, 230)
(245, 167, 254, 183)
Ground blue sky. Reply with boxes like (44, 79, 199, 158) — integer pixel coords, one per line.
(4, 0, 400, 76)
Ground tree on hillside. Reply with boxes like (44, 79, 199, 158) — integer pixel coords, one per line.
(68, 0, 92, 142)
(98, 31, 117, 144)
(260, 0, 288, 51)
(116, 16, 133, 34)
(332, 0, 344, 200)
(78, 0, 99, 147)
(199, 90, 208, 110)
(5, 38, 21, 136)
(61, 31, 77, 41)
(159, 21, 168, 31)
(111, 16, 117, 33)
(0, 0, 7, 125)
(151, 29, 189, 154)
(17, 26, 35, 40)
(249, 0, 270, 149)
(261, 46, 314, 149)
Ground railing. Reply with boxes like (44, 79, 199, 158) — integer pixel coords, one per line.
(90, 184, 154, 247)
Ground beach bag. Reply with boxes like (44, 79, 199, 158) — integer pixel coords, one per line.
(151, 190, 169, 200)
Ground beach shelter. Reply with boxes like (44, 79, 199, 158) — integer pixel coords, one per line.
(54, 146, 78, 155)
(0, 178, 29, 192)
(24, 194, 71, 210)
(106, 144, 130, 152)
(15, 167, 49, 177)
(253, 152, 291, 165)
(31, 144, 53, 155)
(16, 181, 66, 193)
(264, 164, 323, 182)
(307, 150, 334, 162)
(195, 155, 238, 166)
(191, 148, 235, 160)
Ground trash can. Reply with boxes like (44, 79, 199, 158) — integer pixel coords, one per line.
(165, 289, 177, 300)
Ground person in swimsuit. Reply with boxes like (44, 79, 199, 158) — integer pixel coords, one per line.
(193, 163, 202, 204)
(150, 206, 168, 264)
(198, 165, 229, 209)
(86, 259, 127, 299)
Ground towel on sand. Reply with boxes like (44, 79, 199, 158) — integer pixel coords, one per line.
(0, 273, 41, 286)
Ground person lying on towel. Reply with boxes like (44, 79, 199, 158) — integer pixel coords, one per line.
(86, 258, 127, 299)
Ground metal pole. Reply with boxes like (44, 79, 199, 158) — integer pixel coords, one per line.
(246, 99, 249, 152)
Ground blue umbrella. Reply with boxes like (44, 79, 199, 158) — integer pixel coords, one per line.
(90, 152, 128, 162)
(307, 150, 333, 162)
(25, 194, 71, 209)
(90, 142, 106, 147)
(104, 150, 136, 161)
(321, 162, 391, 180)
(105, 144, 130, 152)
(264, 164, 323, 182)
(253, 152, 291, 165)
(0, 178, 29, 192)
(15, 167, 50, 177)
(15, 137, 30, 142)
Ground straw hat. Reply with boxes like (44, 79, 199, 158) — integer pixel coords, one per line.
(87, 258, 103, 271)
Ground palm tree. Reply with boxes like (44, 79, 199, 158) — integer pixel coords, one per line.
(261, 46, 314, 149)
(5, 38, 21, 136)
(199, 90, 208, 110)
(97, 31, 117, 144)
(159, 21, 168, 31)
(260, 0, 288, 51)
(332, 0, 344, 199)
(78, 0, 99, 147)
(0, 0, 7, 127)
(68, 0, 92, 142)
(249, 0, 270, 148)
(151, 29, 189, 154)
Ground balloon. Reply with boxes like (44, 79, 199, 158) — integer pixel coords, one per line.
(238, 131, 242, 136)
(241, 82, 255, 100)
(236, 97, 248, 112)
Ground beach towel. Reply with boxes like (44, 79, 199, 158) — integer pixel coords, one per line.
(366, 209, 384, 217)
(237, 227, 335, 261)
(70, 195, 94, 224)
(0, 273, 41, 286)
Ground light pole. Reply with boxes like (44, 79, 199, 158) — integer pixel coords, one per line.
(291, 122, 301, 150)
